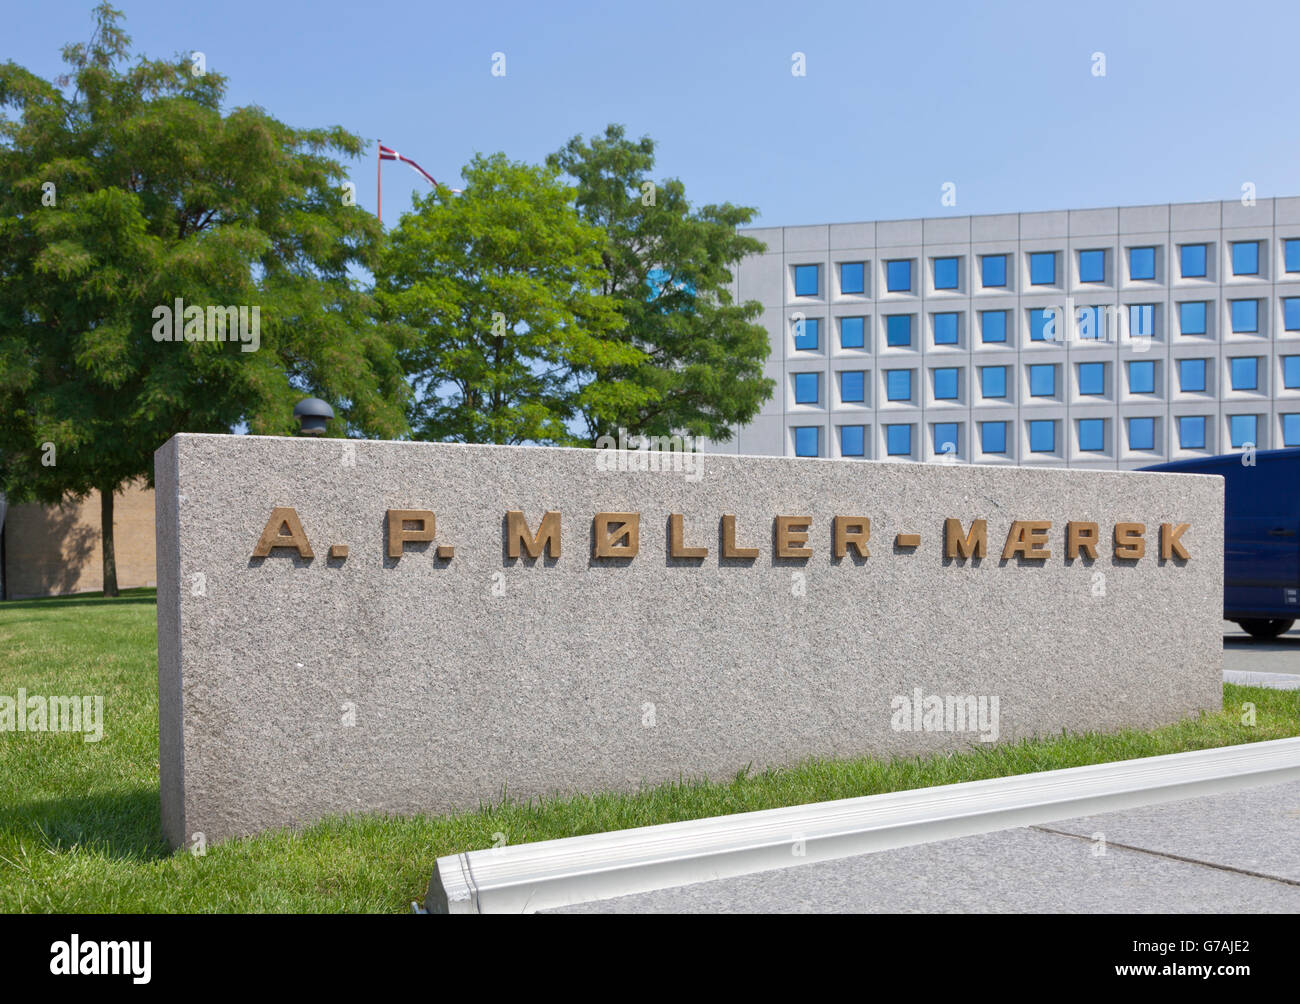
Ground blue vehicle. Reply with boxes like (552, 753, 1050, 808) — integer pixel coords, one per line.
(1141, 448, 1300, 639)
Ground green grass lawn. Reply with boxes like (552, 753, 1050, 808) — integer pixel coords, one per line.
(1, 589, 1297, 913)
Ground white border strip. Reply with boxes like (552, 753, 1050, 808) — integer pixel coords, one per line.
(1224, 670, 1300, 690)
(425, 737, 1300, 914)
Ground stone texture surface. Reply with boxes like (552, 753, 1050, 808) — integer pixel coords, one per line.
(155, 434, 1223, 846)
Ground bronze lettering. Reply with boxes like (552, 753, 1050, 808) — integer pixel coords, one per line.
(506, 510, 560, 559)
(720, 514, 759, 559)
(252, 507, 314, 559)
(1001, 520, 1051, 560)
(668, 514, 707, 559)
(1160, 522, 1191, 560)
(944, 518, 986, 559)
(775, 515, 813, 558)
(387, 509, 436, 559)
(1114, 522, 1146, 560)
(832, 516, 870, 559)
(1066, 521, 1099, 560)
(593, 512, 639, 558)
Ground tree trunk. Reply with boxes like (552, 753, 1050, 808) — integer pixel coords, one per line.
(100, 486, 119, 598)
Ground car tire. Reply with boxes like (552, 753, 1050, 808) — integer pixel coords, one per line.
(1236, 618, 1296, 640)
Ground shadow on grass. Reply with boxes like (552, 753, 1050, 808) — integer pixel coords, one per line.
(0, 592, 157, 612)
(0, 785, 168, 861)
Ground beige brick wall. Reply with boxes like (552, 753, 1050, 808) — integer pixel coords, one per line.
(3, 481, 156, 598)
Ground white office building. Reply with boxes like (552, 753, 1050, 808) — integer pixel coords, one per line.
(711, 198, 1300, 468)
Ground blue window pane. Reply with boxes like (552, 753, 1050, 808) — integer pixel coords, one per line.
(840, 316, 865, 349)
(794, 372, 819, 404)
(1076, 305, 1107, 340)
(840, 425, 865, 457)
(1029, 307, 1055, 341)
(1078, 361, 1105, 396)
(1129, 303, 1154, 338)
(1029, 420, 1055, 453)
(886, 259, 912, 292)
(793, 316, 819, 350)
(1231, 356, 1258, 391)
(886, 314, 912, 347)
(1285, 299, 1300, 331)
(1180, 244, 1207, 278)
(981, 366, 1007, 398)
(1029, 364, 1055, 397)
(1285, 356, 1300, 389)
(1079, 249, 1106, 283)
(982, 254, 1007, 287)
(1178, 415, 1206, 450)
(1029, 252, 1056, 285)
(1286, 239, 1300, 274)
(1230, 414, 1258, 448)
(1231, 299, 1259, 333)
(886, 424, 911, 456)
(1180, 301, 1207, 335)
(981, 310, 1007, 342)
(794, 264, 819, 296)
(1128, 417, 1155, 451)
(933, 367, 959, 400)
(839, 262, 864, 294)
(1128, 360, 1155, 394)
(1078, 418, 1105, 452)
(933, 312, 959, 344)
(1129, 246, 1155, 280)
(933, 423, 959, 456)
(1178, 358, 1206, 393)
(933, 257, 958, 290)
(793, 426, 819, 457)
(1284, 415, 1300, 447)
(840, 370, 866, 403)
(981, 421, 1006, 454)
(886, 369, 912, 401)
(1232, 241, 1259, 276)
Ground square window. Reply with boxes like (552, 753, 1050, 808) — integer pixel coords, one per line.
(1178, 415, 1206, 450)
(793, 316, 819, 351)
(1284, 355, 1300, 389)
(840, 316, 865, 349)
(1029, 363, 1055, 397)
(1076, 305, 1107, 340)
(1029, 307, 1055, 341)
(1129, 303, 1155, 338)
(839, 262, 864, 295)
(1231, 356, 1259, 391)
(1231, 299, 1259, 333)
(886, 259, 912, 292)
(933, 422, 959, 456)
(933, 367, 959, 400)
(886, 369, 912, 401)
(1078, 361, 1105, 396)
(933, 257, 959, 290)
(1029, 252, 1056, 285)
(933, 312, 959, 345)
(794, 264, 819, 297)
(1029, 419, 1055, 453)
(982, 254, 1007, 287)
(1128, 359, 1155, 394)
(1230, 414, 1258, 448)
(793, 426, 820, 457)
(981, 309, 1007, 343)
(1078, 418, 1105, 452)
(839, 424, 865, 457)
(886, 424, 912, 456)
(981, 421, 1006, 454)
(794, 371, 820, 404)
(1180, 244, 1207, 278)
(1286, 239, 1300, 274)
(1129, 246, 1156, 280)
(1285, 298, 1300, 331)
(1178, 358, 1207, 393)
(1232, 241, 1259, 276)
(886, 314, 913, 347)
(1284, 414, 1300, 447)
(1128, 416, 1155, 451)
(1180, 301, 1207, 335)
(1079, 249, 1106, 283)
(981, 365, 1007, 399)
(840, 370, 866, 403)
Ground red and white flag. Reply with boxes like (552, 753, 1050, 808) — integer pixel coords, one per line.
(378, 144, 440, 186)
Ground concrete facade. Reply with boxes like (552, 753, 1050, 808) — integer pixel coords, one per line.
(717, 197, 1300, 469)
(156, 433, 1221, 845)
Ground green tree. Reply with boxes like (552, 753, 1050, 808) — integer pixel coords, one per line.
(375, 152, 639, 445)
(547, 124, 774, 444)
(0, 4, 409, 595)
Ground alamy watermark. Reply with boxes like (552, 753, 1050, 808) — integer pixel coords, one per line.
(890, 687, 1000, 743)
(594, 429, 704, 482)
(0, 689, 103, 742)
(151, 297, 260, 352)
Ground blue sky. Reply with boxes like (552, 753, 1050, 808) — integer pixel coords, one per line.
(9, 0, 1300, 228)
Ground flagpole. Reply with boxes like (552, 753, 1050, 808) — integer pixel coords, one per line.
(377, 140, 382, 224)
